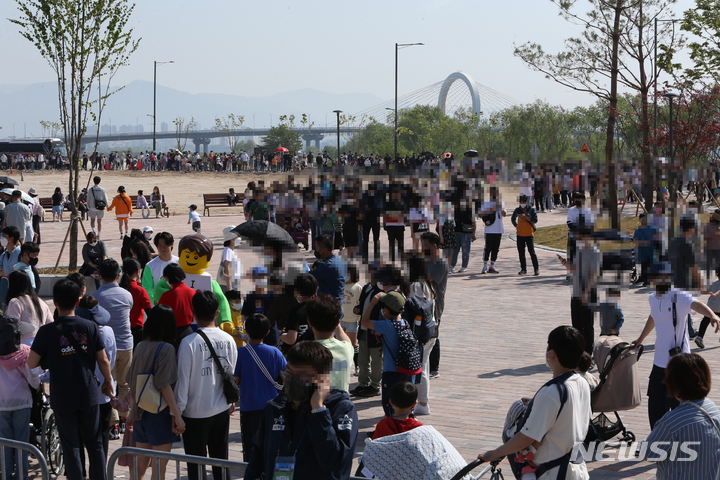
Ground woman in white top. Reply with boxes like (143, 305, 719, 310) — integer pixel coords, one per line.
(218, 226, 242, 293)
(5, 270, 53, 346)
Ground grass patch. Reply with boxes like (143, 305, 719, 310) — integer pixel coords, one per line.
(533, 216, 643, 250)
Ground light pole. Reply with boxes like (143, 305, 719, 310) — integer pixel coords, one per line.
(394, 42, 423, 162)
(333, 110, 342, 161)
(153, 60, 174, 152)
(664, 91, 679, 196)
(653, 18, 679, 156)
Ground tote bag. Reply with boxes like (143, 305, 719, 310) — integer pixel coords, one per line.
(135, 343, 168, 414)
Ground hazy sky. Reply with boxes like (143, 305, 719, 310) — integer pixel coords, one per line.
(2, 0, 697, 110)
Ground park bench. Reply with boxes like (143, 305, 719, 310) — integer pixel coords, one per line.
(203, 193, 244, 216)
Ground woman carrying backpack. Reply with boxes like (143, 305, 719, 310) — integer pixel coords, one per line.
(108, 185, 133, 239)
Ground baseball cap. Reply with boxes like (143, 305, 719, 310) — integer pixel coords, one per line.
(379, 291, 405, 314)
(143, 226, 153, 233)
(252, 265, 268, 277)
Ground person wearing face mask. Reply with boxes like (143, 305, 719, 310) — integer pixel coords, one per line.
(566, 193, 594, 279)
(142, 232, 178, 304)
(280, 274, 317, 354)
(80, 231, 108, 289)
(631, 261, 720, 429)
(244, 341, 358, 480)
(478, 185, 506, 274)
(0, 227, 21, 280)
(7, 242, 41, 292)
(511, 194, 539, 276)
(309, 234, 347, 303)
(591, 288, 624, 336)
(141, 226, 157, 258)
(218, 226, 242, 293)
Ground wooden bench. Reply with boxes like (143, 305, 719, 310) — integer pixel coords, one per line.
(203, 193, 244, 216)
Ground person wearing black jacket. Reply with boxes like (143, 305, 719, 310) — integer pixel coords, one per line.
(245, 341, 358, 480)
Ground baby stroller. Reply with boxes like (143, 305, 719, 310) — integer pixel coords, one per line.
(285, 215, 309, 250)
(584, 335, 644, 447)
(356, 425, 504, 479)
(29, 388, 64, 477)
(593, 229, 638, 285)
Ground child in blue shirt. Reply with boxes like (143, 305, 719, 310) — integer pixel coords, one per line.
(233, 313, 286, 461)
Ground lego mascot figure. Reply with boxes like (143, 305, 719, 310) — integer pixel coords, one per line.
(153, 233, 232, 332)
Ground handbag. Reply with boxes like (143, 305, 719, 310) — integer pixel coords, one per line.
(135, 343, 168, 414)
(196, 330, 240, 405)
(244, 345, 283, 392)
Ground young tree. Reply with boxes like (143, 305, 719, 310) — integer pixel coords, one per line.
(11, 0, 139, 270)
(173, 116, 196, 151)
(214, 114, 245, 153)
(678, 0, 720, 85)
(39, 120, 64, 138)
(515, 0, 681, 226)
(261, 124, 302, 154)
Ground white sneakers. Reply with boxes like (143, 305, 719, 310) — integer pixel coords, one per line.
(458, 267, 467, 273)
(414, 403, 431, 416)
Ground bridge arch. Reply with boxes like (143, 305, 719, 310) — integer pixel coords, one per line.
(437, 71, 482, 117)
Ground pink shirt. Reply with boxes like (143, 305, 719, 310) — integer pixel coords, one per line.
(6, 295, 54, 342)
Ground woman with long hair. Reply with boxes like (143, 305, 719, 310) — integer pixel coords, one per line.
(119, 258, 152, 348)
(5, 270, 53, 346)
(126, 305, 185, 480)
(150, 186, 164, 218)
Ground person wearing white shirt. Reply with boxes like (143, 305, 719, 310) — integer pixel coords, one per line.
(631, 261, 720, 429)
(478, 186, 506, 274)
(142, 232, 179, 304)
(174, 291, 237, 480)
(218, 226, 242, 293)
(479, 326, 591, 480)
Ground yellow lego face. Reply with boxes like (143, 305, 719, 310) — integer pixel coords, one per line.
(179, 248, 209, 275)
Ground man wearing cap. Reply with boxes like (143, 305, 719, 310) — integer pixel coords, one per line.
(28, 187, 42, 244)
(142, 232, 178, 304)
(3, 190, 32, 244)
(361, 289, 410, 417)
(632, 262, 720, 429)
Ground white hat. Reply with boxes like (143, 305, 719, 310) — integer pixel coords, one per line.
(143, 226, 153, 233)
(223, 225, 239, 242)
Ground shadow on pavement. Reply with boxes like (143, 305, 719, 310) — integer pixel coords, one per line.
(477, 363, 547, 379)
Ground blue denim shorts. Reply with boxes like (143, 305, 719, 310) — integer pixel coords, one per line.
(133, 408, 180, 446)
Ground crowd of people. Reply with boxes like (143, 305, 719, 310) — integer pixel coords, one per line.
(2, 157, 720, 480)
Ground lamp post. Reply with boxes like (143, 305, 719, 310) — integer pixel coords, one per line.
(153, 60, 174, 152)
(394, 42, 423, 162)
(333, 110, 342, 162)
(664, 91, 679, 197)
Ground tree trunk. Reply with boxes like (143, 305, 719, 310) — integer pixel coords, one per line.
(607, 0, 623, 230)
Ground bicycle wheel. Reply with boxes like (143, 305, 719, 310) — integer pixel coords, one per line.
(42, 408, 64, 477)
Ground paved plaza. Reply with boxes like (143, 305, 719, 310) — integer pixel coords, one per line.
(18, 170, 702, 479)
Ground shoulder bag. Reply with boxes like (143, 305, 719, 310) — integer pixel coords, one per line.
(196, 330, 240, 404)
(91, 187, 106, 210)
(135, 343, 168, 414)
(244, 345, 283, 392)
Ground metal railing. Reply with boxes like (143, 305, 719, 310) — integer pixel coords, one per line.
(108, 447, 246, 480)
(0, 438, 50, 480)
(108, 446, 369, 480)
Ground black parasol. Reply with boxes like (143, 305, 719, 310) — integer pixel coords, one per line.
(232, 220, 298, 251)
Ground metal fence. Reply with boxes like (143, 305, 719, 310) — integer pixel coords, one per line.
(108, 446, 369, 480)
(0, 438, 50, 480)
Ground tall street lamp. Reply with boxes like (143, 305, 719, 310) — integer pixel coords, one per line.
(664, 91, 679, 199)
(153, 60, 174, 152)
(333, 110, 342, 161)
(394, 42, 423, 162)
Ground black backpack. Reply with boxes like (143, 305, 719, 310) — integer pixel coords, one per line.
(388, 319, 423, 376)
(402, 295, 435, 344)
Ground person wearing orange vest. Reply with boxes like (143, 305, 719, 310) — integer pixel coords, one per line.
(511, 194, 539, 276)
(108, 185, 134, 239)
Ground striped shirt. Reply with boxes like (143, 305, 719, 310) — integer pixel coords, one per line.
(645, 398, 720, 480)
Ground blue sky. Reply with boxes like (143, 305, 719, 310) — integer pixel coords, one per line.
(2, 0, 697, 109)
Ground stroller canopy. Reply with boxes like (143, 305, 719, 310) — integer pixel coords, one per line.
(592, 336, 643, 412)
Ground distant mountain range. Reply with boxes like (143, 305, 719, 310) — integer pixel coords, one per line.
(0, 80, 385, 138)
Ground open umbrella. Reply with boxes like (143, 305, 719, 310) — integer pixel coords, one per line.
(232, 220, 297, 251)
(0, 188, 35, 205)
(464, 149, 479, 157)
(275, 147, 289, 153)
(0, 176, 19, 188)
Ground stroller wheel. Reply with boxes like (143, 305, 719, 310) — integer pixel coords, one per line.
(626, 430, 636, 445)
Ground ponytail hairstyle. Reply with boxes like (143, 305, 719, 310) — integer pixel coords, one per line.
(119, 257, 141, 290)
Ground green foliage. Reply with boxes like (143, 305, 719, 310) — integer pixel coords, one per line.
(677, 0, 720, 85)
(173, 116, 196, 151)
(261, 123, 302, 154)
(235, 139, 255, 154)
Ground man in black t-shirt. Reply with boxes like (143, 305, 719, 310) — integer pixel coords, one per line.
(29, 279, 114, 480)
(279, 274, 317, 354)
